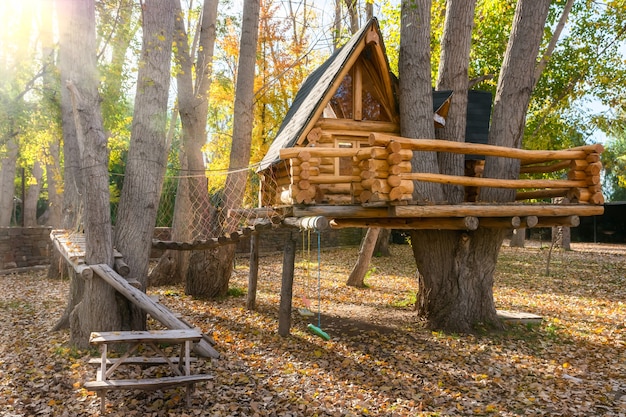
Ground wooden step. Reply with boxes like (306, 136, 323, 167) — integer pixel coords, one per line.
(88, 357, 198, 366)
(89, 329, 202, 345)
(84, 374, 213, 391)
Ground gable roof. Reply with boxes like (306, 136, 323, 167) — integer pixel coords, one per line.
(258, 18, 388, 172)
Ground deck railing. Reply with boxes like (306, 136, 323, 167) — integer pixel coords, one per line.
(279, 134, 604, 207)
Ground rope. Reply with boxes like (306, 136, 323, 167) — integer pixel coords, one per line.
(316, 230, 322, 328)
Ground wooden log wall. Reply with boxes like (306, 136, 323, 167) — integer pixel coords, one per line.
(354, 144, 413, 203)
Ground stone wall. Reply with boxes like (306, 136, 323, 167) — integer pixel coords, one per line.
(0, 227, 52, 270)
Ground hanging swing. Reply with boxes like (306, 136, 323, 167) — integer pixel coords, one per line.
(306, 230, 330, 341)
(297, 230, 315, 318)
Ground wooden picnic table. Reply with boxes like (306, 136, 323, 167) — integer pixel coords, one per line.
(84, 329, 213, 414)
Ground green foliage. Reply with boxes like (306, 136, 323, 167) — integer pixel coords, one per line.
(602, 129, 626, 201)
(227, 286, 246, 297)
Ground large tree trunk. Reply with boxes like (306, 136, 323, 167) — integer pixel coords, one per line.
(61, 0, 117, 349)
(347, 227, 380, 287)
(403, 0, 551, 332)
(114, 0, 175, 330)
(186, 0, 260, 298)
(148, 0, 219, 288)
(50, 0, 88, 326)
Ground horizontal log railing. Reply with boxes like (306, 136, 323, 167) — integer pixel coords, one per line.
(278, 134, 604, 206)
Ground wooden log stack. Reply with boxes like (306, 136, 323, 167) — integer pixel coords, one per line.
(354, 143, 413, 203)
(565, 146, 603, 205)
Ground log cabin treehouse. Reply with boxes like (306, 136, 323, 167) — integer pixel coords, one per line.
(257, 18, 604, 230)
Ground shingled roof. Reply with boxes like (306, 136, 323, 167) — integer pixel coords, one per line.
(258, 19, 386, 172)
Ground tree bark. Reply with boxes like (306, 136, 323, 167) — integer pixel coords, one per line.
(149, 0, 219, 288)
(186, 0, 260, 298)
(374, 228, 391, 257)
(402, 0, 551, 332)
(347, 227, 380, 287)
(0, 137, 18, 227)
(435, 0, 476, 204)
(114, 0, 175, 329)
(59, 0, 117, 349)
(509, 228, 526, 248)
(23, 162, 43, 227)
(399, 0, 443, 204)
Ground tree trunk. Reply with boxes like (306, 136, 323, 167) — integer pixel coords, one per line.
(347, 227, 380, 287)
(344, 0, 359, 35)
(0, 136, 18, 227)
(149, 0, 218, 288)
(333, 0, 341, 50)
(509, 228, 526, 248)
(374, 228, 391, 257)
(186, 0, 260, 298)
(50, 0, 89, 326)
(45, 139, 63, 228)
(400, 0, 443, 204)
(186, 245, 235, 297)
(23, 162, 43, 227)
(54, 0, 117, 348)
(435, 0, 476, 204)
(114, 0, 175, 330)
(402, 0, 551, 332)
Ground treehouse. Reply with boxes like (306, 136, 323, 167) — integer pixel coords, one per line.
(257, 18, 604, 230)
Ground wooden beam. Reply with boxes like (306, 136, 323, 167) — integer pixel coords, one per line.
(519, 160, 570, 174)
(293, 205, 389, 218)
(401, 172, 587, 189)
(391, 204, 604, 218)
(246, 234, 259, 311)
(278, 236, 296, 337)
(280, 147, 360, 159)
(369, 133, 590, 163)
(314, 118, 399, 134)
(478, 216, 522, 228)
(329, 216, 479, 230)
(535, 215, 580, 228)
(516, 188, 570, 201)
(282, 216, 330, 231)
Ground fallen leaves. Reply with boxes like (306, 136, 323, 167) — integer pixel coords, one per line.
(0, 242, 625, 415)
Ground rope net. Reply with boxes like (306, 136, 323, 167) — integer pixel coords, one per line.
(152, 166, 278, 241)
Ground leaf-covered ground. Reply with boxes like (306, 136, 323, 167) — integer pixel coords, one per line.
(1, 242, 625, 416)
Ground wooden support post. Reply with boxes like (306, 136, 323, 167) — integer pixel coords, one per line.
(278, 234, 296, 337)
(246, 234, 259, 311)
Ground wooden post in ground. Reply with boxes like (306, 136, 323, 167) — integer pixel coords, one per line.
(278, 234, 296, 337)
(246, 233, 259, 310)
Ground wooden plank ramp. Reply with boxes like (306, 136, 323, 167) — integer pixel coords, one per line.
(91, 264, 219, 358)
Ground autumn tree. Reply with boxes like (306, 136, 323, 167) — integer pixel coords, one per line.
(114, 0, 176, 329)
(400, 0, 551, 332)
(54, 0, 116, 347)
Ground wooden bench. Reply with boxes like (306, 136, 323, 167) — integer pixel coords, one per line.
(85, 329, 213, 414)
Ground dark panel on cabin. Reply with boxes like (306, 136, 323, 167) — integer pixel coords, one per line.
(465, 91, 492, 160)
